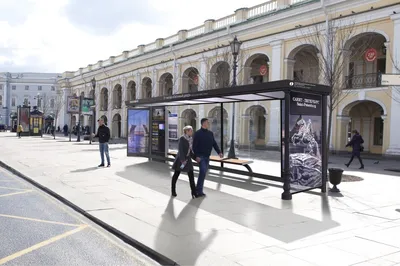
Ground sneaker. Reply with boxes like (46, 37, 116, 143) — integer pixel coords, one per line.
(98, 164, 105, 167)
(107, 164, 111, 168)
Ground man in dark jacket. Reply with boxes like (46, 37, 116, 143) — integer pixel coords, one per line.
(345, 129, 364, 169)
(94, 118, 111, 167)
(193, 118, 223, 197)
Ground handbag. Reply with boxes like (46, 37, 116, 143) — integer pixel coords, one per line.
(360, 145, 364, 152)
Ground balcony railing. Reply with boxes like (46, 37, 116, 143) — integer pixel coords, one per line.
(65, 0, 311, 77)
(345, 73, 382, 89)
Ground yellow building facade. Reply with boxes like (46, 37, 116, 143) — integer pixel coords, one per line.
(57, 0, 400, 156)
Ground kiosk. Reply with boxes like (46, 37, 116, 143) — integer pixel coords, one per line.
(126, 80, 331, 200)
(29, 107, 44, 136)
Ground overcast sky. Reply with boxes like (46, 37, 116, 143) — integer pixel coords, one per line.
(0, 0, 263, 73)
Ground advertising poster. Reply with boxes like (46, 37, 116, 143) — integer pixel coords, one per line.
(288, 92, 322, 192)
(81, 98, 95, 115)
(151, 108, 166, 155)
(127, 109, 150, 155)
(281, 100, 285, 173)
(18, 107, 30, 133)
(168, 113, 178, 140)
(67, 96, 80, 114)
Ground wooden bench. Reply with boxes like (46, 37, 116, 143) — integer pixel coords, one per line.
(168, 151, 254, 173)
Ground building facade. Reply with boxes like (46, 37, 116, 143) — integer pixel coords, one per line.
(57, 0, 400, 155)
(0, 72, 61, 127)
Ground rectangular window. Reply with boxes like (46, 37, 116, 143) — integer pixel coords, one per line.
(50, 99, 55, 108)
(51, 86, 55, 91)
(38, 86, 42, 91)
(0, 84, 3, 90)
(23, 98, 29, 106)
(12, 98, 16, 107)
(373, 117, 383, 146)
(25, 85, 29, 90)
(12, 85, 16, 90)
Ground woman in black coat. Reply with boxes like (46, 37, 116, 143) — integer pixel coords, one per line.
(345, 129, 365, 169)
(171, 126, 198, 198)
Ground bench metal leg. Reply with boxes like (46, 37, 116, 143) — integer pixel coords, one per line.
(244, 164, 253, 173)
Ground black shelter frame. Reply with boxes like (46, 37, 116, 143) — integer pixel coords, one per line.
(126, 80, 331, 199)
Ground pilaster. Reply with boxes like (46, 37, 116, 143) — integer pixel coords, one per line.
(268, 40, 283, 146)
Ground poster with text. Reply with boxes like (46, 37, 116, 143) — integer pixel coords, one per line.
(127, 109, 150, 156)
(289, 92, 322, 192)
(67, 96, 80, 114)
(81, 98, 95, 115)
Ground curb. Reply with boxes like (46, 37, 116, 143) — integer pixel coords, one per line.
(0, 160, 179, 266)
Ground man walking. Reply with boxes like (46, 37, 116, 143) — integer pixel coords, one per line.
(345, 129, 364, 169)
(193, 118, 223, 197)
(94, 118, 111, 167)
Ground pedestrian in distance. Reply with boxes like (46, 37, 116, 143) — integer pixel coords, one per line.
(193, 118, 223, 197)
(17, 124, 23, 138)
(345, 129, 365, 169)
(94, 118, 111, 167)
(171, 125, 199, 199)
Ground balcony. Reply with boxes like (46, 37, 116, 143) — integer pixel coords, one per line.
(345, 73, 382, 90)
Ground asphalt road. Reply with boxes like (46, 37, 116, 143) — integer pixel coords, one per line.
(0, 167, 158, 266)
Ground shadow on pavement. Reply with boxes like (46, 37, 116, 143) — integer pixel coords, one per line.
(70, 167, 99, 173)
(116, 161, 340, 244)
(154, 197, 216, 265)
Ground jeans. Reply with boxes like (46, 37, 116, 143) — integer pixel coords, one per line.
(99, 142, 110, 165)
(196, 156, 209, 195)
(171, 170, 196, 195)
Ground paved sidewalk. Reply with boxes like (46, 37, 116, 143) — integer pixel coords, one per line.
(1, 133, 400, 266)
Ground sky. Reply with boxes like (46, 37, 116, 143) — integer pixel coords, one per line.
(0, 0, 264, 73)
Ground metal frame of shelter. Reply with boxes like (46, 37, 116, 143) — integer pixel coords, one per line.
(126, 80, 332, 200)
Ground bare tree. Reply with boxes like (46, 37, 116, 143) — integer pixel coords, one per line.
(52, 90, 64, 139)
(296, 15, 373, 152)
(39, 93, 50, 116)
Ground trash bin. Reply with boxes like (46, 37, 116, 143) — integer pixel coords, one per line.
(328, 168, 343, 192)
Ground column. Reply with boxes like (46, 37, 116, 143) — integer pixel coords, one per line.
(60, 87, 71, 128)
(268, 40, 283, 146)
(135, 72, 142, 99)
(121, 77, 127, 137)
(173, 62, 180, 95)
(284, 58, 295, 79)
(107, 80, 112, 127)
(152, 69, 158, 97)
(361, 117, 371, 151)
(336, 115, 350, 151)
(198, 58, 207, 119)
(386, 13, 400, 155)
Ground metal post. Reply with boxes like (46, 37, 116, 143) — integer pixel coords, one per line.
(69, 113, 72, 142)
(228, 54, 238, 159)
(281, 91, 292, 200)
(77, 95, 82, 142)
(321, 95, 328, 193)
(220, 103, 224, 168)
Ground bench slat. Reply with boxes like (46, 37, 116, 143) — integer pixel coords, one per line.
(168, 152, 252, 165)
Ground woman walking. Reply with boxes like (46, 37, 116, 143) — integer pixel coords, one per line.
(345, 129, 365, 169)
(171, 126, 198, 198)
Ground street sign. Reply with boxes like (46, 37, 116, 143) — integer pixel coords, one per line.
(260, 65, 268, 76)
(364, 48, 377, 62)
(381, 74, 400, 86)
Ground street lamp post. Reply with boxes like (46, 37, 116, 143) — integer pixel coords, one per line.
(89, 78, 96, 144)
(77, 94, 82, 142)
(227, 36, 242, 159)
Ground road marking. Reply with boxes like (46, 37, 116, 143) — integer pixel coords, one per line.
(0, 186, 30, 191)
(0, 190, 33, 198)
(0, 214, 83, 227)
(0, 225, 88, 265)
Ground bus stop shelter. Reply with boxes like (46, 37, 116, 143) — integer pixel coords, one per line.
(126, 80, 331, 200)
